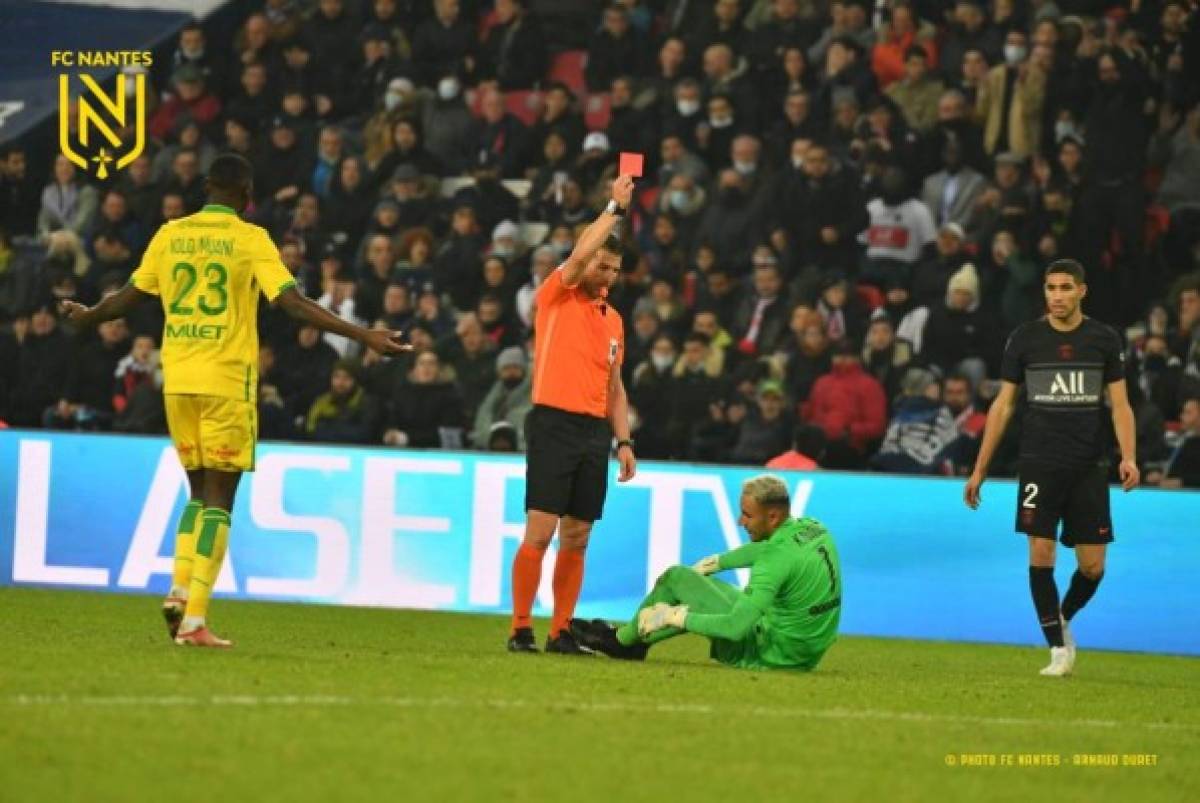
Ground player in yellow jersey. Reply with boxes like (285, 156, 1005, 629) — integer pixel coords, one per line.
(62, 154, 409, 648)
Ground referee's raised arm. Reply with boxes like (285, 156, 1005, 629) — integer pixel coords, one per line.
(560, 174, 636, 287)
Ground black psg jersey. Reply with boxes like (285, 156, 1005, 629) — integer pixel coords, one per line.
(999, 317, 1125, 468)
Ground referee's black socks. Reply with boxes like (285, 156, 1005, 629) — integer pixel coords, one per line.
(1029, 567, 1065, 647)
(1061, 570, 1104, 622)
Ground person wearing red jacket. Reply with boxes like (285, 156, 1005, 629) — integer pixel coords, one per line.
(870, 2, 937, 89)
(802, 339, 887, 468)
(148, 65, 223, 142)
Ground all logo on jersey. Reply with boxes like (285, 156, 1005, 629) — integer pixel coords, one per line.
(1026, 365, 1102, 407)
(1049, 371, 1086, 395)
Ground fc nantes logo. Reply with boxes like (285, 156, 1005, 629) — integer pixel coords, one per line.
(53, 51, 152, 179)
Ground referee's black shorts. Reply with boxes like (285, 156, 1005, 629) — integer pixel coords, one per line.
(524, 404, 612, 522)
(1015, 460, 1114, 546)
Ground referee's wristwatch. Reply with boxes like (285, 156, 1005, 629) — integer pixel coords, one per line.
(616, 439, 635, 453)
(604, 199, 627, 217)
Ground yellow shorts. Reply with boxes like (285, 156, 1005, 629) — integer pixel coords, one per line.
(164, 394, 258, 472)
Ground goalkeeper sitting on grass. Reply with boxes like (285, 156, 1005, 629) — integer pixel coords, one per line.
(574, 474, 842, 670)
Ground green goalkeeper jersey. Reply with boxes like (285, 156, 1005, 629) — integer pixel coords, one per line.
(687, 517, 842, 670)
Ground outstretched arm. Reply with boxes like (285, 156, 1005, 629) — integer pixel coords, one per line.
(275, 287, 410, 356)
(693, 539, 769, 575)
(561, 174, 635, 287)
(60, 284, 152, 328)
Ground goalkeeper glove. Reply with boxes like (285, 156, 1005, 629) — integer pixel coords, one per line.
(692, 554, 721, 575)
(637, 603, 689, 637)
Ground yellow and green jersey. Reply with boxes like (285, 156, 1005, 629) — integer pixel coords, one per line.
(130, 204, 296, 402)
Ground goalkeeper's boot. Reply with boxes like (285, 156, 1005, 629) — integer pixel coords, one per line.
(161, 596, 186, 640)
(1060, 616, 1076, 666)
(544, 628, 593, 655)
(507, 627, 538, 653)
(1039, 646, 1072, 677)
(572, 619, 647, 661)
(175, 626, 233, 648)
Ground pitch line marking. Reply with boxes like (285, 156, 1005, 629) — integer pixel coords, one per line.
(4, 694, 1197, 733)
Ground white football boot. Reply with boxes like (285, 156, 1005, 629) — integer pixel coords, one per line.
(1060, 616, 1077, 667)
(1039, 646, 1073, 677)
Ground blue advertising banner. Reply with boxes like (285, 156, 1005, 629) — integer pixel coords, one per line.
(1, 430, 1198, 654)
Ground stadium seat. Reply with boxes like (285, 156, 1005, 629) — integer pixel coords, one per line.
(637, 185, 660, 213)
(501, 179, 532, 199)
(477, 7, 499, 38)
(504, 90, 542, 126)
(439, 176, 476, 198)
(584, 93, 611, 131)
(521, 221, 550, 247)
(547, 49, 588, 95)
(855, 283, 885, 313)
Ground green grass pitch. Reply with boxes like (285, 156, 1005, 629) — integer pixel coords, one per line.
(2, 587, 1197, 803)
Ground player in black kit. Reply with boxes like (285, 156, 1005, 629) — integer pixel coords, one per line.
(964, 259, 1139, 677)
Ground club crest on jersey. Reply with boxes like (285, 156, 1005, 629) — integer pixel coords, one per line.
(608, 337, 618, 365)
(1058, 344, 1074, 360)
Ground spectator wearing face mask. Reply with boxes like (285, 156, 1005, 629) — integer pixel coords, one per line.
(1135, 332, 1188, 421)
(472, 346, 533, 449)
(422, 74, 475, 175)
(656, 175, 708, 252)
(629, 333, 679, 459)
(697, 93, 741, 169)
(974, 27, 1045, 159)
(700, 168, 766, 274)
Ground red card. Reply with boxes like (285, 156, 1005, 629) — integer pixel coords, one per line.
(618, 152, 644, 178)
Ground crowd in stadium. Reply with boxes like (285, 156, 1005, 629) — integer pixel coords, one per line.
(0, 0, 1198, 486)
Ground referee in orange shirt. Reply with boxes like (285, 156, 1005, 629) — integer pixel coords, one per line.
(508, 174, 638, 653)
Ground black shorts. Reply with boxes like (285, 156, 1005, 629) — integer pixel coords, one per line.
(1014, 461, 1113, 546)
(524, 405, 612, 522)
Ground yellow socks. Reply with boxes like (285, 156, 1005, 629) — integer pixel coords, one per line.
(169, 500, 204, 598)
(182, 507, 231, 628)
